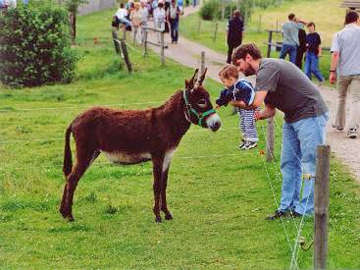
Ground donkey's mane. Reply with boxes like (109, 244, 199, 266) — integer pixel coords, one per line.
(154, 90, 183, 112)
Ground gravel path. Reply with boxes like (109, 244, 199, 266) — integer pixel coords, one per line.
(146, 6, 360, 183)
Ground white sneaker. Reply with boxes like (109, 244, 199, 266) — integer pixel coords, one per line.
(317, 80, 325, 87)
(347, 128, 357, 139)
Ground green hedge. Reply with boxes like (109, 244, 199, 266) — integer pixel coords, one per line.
(0, 2, 78, 87)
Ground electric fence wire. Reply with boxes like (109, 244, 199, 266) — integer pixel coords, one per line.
(271, 116, 318, 269)
(0, 127, 241, 144)
(258, 122, 299, 270)
(0, 152, 254, 172)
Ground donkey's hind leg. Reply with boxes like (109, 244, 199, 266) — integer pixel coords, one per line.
(60, 148, 96, 221)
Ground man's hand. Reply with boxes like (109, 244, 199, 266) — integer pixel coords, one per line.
(329, 72, 336, 84)
(254, 110, 261, 121)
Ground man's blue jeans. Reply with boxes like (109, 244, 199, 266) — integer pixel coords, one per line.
(279, 44, 297, 64)
(304, 52, 324, 82)
(279, 113, 328, 215)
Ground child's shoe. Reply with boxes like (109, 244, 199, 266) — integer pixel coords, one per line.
(240, 141, 257, 150)
(238, 139, 246, 150)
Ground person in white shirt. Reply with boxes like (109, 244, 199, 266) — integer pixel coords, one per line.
(116, 3, 131, 31)
(330, 11, 360, 139)
(153, 2, 166, 42)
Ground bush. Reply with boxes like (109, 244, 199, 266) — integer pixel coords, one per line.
(200, 0, 252, 22)
(199, 0, 220, 20)
(0, 2, 78, 87)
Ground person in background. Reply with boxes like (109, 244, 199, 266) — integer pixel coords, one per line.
(279, 13, 307, 64)
(154, 2, 166, 42)
(226, 10, 244, 64)
(177, 0, 183, 14)
(216, 64, 259, 150)
(140, 0, 149, 44)
(115, 3, 132, 31)
(168, 0, 181, 44)
(304, 22, 324, 86)
(295, 28, 307, 69)
(330, 11, 360, 139)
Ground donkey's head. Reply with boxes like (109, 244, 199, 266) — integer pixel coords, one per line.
(183, 68, 221, 131)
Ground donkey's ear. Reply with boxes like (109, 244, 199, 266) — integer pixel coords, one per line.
(186, 69, 199, 90)
(197, 68, 208, 86)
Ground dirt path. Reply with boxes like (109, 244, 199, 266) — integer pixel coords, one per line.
(146, 6, 360, 182)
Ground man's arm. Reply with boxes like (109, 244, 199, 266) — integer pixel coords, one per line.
(330, 51, 339, 84)
(230, 90, 268, 110)
(255, 104, 276, 121)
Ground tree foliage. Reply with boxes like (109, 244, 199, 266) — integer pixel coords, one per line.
(0, 2, 78, 87)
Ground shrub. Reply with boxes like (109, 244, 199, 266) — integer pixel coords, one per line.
(0, 2, 78, 87)
(200, 0, 252, 22)
(199, 0, 220, 20)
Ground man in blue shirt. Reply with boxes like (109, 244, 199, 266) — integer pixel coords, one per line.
(279, 13, 306, 64)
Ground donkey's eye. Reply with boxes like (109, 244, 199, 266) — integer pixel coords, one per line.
(197, 99, 207, 108)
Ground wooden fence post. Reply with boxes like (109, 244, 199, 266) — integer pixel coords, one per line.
(314, 145, 330, 270)
(200, 51, 205, 75)
(143, 27, 148, 57)
(213, 21, 218, 42)
(266, 117, 275, 162)
(120, 39, 132, 73)
(266, 30, 273, 58)
(112, 30, 121, 55)
(160, 31, 165, 66)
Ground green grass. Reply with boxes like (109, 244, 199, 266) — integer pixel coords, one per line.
(1, 5, 360, 269)
(181, 0, 344, 83)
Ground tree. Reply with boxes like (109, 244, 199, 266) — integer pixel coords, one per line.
(64, 0, 88, 44)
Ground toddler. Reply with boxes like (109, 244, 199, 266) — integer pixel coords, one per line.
(216, 64, 259, 150)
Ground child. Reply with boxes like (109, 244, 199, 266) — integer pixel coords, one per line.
(216, 64, 259, 150)
(305, 22, 324, 86)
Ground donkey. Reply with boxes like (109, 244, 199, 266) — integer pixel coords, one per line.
(60, 68, 221, 222)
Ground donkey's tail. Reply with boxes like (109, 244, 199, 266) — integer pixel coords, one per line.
(63, 124, 73, 177)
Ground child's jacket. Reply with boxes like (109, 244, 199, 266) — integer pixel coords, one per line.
(216, 79, 255, 107)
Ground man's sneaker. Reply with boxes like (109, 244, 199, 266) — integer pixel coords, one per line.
(290, 211, 302, 218)
(240, 141, 257, 150)
(265, 210, 287, 220)
(317, 80, 324, 87)
(347, 128, 357, 139)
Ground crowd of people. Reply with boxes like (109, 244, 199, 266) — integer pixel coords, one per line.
(113, 0, 184, 44)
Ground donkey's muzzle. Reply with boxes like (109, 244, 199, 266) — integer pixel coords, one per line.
(206, 113, 221, 132)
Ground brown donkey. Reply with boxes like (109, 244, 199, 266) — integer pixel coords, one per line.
(60, 69, 221, 222)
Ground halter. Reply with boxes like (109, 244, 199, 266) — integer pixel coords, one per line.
(183, 90, 216, 126)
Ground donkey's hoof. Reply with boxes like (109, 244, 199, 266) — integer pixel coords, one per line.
(66, 215, 75, 222)
(165, 212, 173, 220)
(155, 216, 162, 223)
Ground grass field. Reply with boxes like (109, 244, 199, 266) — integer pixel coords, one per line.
(181, 0, 345, 82)
(1, 5, 360, 269)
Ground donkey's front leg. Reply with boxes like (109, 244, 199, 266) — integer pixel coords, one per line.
(161, 149, 175, 220)
(161, 166, 173, 220)
(152, 155, 164, 223)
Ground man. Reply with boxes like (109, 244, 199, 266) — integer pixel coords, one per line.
(168, 0, 181, 44)
(295, 28, 306, 69)
(330, 11, 360, 139)
(226, 10, 244, 64)
(279, 13, 306, 64)
(231, 43, 328, 219)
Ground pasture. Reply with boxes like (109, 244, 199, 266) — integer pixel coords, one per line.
(1, 5, 360, 269)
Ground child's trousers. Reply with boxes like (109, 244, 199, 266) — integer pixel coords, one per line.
(238, 108, 259, 142)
